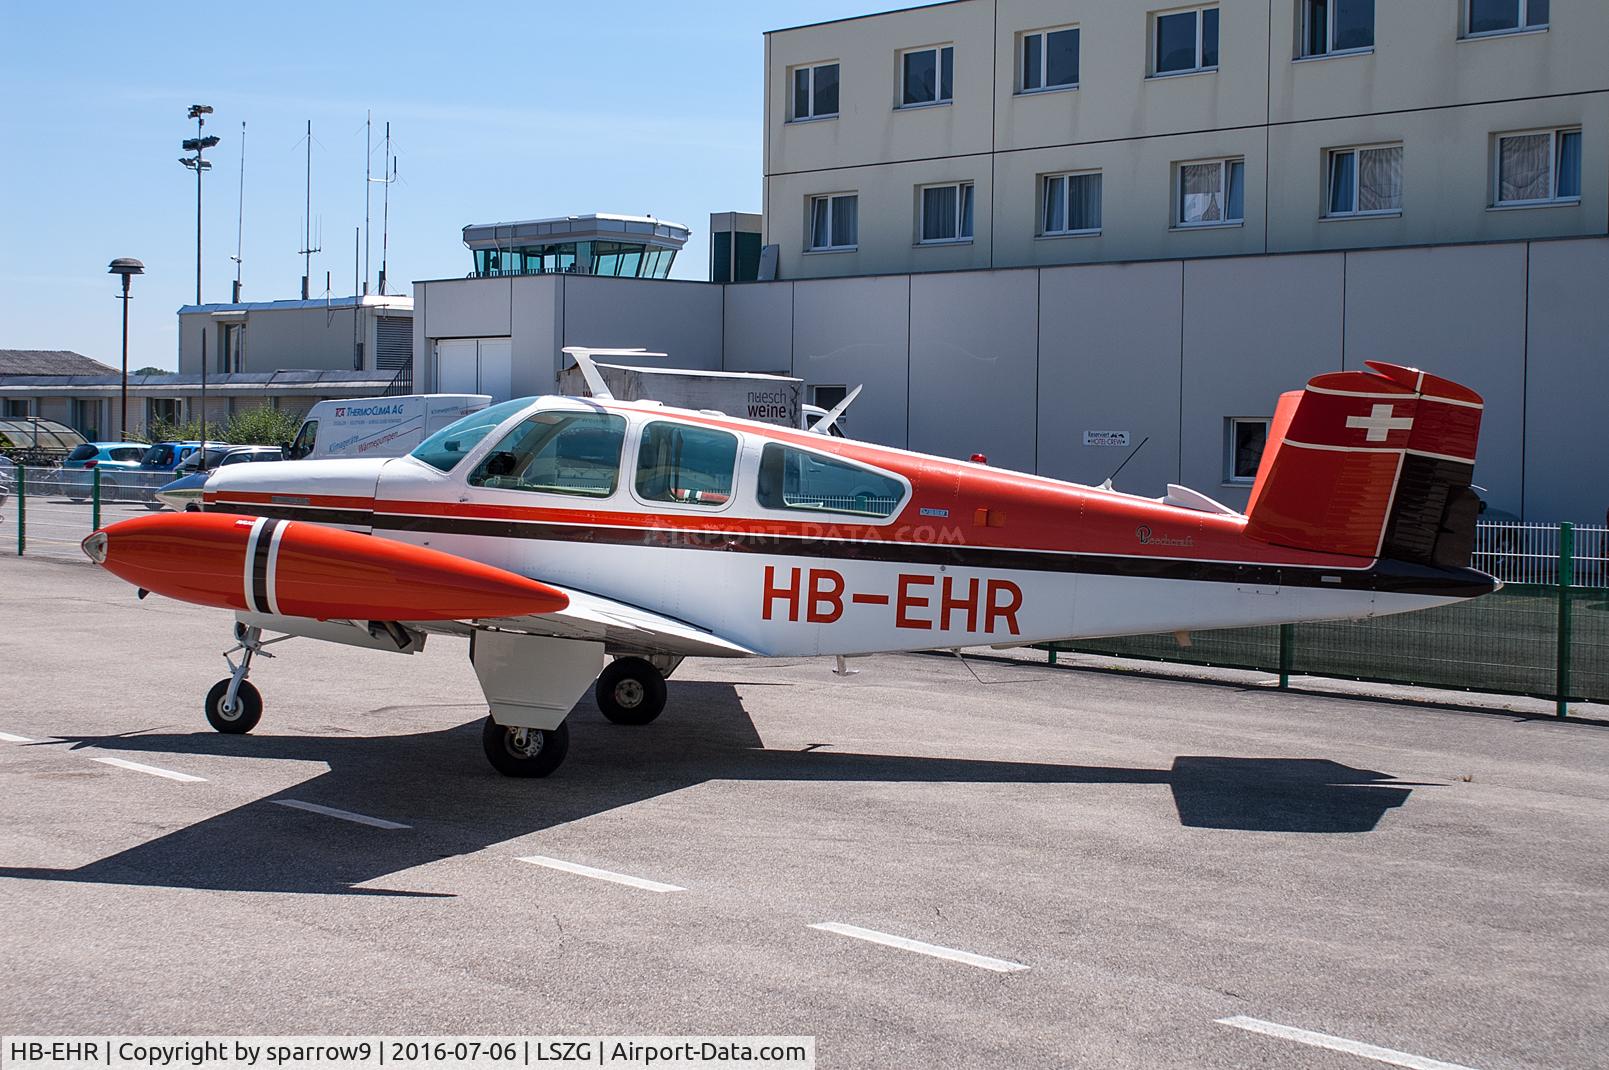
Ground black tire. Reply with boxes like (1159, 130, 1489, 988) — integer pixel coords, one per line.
(481, 716, 569, 777)
(204, 678, 262, 734)
(595, 656, 667, 725)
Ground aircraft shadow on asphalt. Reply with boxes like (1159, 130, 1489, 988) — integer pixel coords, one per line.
(0, 681, 1420, 895)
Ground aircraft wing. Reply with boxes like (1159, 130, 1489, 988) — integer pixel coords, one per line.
(460, 583, 760, 658)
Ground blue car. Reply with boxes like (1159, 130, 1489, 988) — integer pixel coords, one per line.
(54, 442, 148, 501)
(138, 441, 204, 473)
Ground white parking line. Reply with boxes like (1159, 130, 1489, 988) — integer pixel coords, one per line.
(517, 854, 685, 893)
(86, 754, 207, 783)
(1217, 1016, 1482, 1070)
(809, 922, 1029, 973)
(272, 799, 411, 829)
(0, 731, 35, 743)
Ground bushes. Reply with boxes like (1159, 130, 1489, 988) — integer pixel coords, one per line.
(149, 405, 302, 446)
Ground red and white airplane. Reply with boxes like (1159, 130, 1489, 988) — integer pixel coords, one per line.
(83, 350, 1496, 777)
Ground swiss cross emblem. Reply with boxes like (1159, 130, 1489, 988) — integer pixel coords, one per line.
(1345, 403, 1413, 443)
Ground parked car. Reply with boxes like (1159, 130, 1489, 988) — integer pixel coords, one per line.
(173, 444, 283, 476)
(157, 445, 285, 511)
(53, 442, 147, 502)
(0, 456, 13, 510)
(139, 441, 203, 472)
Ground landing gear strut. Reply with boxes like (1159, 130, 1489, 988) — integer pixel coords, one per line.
(596, 657, 668, 725)
(204, 623, 285, 734)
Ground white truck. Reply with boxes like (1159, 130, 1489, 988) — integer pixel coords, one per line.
(287, 394, 491, 461)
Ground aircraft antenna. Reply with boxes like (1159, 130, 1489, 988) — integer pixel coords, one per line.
(1100, 435, 1150, 490)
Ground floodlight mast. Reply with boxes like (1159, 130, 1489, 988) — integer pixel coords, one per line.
(179, 104, 217, 306)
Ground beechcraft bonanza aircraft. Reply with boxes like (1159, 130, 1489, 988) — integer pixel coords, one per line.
(83, 349, 1497, 777)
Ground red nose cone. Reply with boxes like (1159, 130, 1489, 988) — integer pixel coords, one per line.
(85, 512, 569, 621)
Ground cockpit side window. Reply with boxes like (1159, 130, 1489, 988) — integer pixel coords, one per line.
(757, 443, 905, 518)
(469, 411, 627, 498)
(634, 421, 739, 507)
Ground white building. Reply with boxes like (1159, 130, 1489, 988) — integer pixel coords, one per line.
(409, 2, 1608, 523)
(763, 0, 1606, 278)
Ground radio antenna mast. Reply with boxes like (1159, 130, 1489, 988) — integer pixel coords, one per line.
(362, 110, 371, 295)
(231, 121, 245, 302)
(297, 120, 321, 300)
(377, 122, 395, 295)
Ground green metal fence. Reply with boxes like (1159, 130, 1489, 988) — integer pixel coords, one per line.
(1046, 523, 1605, 716)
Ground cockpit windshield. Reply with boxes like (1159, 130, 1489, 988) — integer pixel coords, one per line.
(410, 398, 530, 473)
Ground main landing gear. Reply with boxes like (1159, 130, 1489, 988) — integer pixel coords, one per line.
(203, 623, 288, 735)
(595, 656, 670, 725)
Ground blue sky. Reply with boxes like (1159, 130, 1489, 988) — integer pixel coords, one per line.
(0, 1, 913, 371)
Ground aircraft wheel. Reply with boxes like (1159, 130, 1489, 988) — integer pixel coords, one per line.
(204, 679, 262, 734)
(596, 657, 667, 725)
(482, 716, 569, 777)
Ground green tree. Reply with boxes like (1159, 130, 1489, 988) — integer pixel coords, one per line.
(133, 366, 170, 376)
(147, 406, 300, 447)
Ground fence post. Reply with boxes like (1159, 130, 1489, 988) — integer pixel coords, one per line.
(1278, 624, 1294, 690)
(1556, 522, 1574, 719)
(91, 467, 101, 531)
(15, 466, 24, 556)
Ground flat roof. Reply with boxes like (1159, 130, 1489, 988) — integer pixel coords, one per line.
(463, 213, 690, 250)
(177, 295, 413, 315)
(767, 0, 972, 35)
(0, 369, 397, 397)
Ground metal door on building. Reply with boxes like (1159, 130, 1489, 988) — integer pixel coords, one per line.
(433, 338, 512, 402)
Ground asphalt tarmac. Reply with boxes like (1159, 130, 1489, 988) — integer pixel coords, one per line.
(2, 553, 1606, 1069)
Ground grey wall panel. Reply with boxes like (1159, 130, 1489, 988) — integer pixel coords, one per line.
(1524, 239, 1609, 523)
(1181, 253, 1345, 509)
(723, 283, 793, 374)
(561, 277, 724, 376)
(423, 278, 512, 340)
(1037, 260, 1183, 498)
(908, 269, 1039, 472)
(791, 275, 911, 449)
(1344, 243, 1528, 516)
(509, 275, 562, 395)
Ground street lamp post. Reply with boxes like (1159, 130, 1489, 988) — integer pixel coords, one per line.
(179, 105, 218, 306)
(107, 258, 144, 440)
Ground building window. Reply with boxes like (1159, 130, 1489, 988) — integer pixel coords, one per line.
(1301, 0, 1373, 56)
(790, 62, 840, 121)
(1177, 158, 1245, 226)
(1041, 172, 1103, 235)
(1494, 128, 1581, 205)
(918, 182, 974, 244)
(1154, 6, 1219, 76)
(1225, 418, 1270, 484)
(900, 45, 954, 107)
(1020, 27, 1080, 92)
(808, 193, 858, 251)
(1326, 144, 1403, 217)
(1467, 0, 1548, 37)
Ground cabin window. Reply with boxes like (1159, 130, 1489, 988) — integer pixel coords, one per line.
(635, 421, 739, 507)
(411, 398, 528, 473)
(469, 411, 626, 497)
(757, 443, 905, 518)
